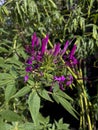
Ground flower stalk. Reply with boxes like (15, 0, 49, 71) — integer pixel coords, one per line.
(24, 33, 93, 129)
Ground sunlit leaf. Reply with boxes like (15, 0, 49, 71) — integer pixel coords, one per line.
(0, 110, 22, 122)
(12, 86, 31, 98)
(28, 91, 40, 125)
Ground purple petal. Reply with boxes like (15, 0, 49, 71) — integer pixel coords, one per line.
(26, 58, 32, 64)
(71, 56, 78, 65)
(31, 56, 35, 60)
(69, 44, 77, 59)
(59, 84, 65, 91)
(54, 76, 61, 81)
(25, 66, 32, 72)
(36, 54, 42, 62)
(31, 33, 37, 47)
(54, 76, 65, 82)
(36, 37, 40, 46)
(69, 75, 73, 80)
(66, 75, 73, 86)
(61, 76, 66, 81)
(66, 81, 72, 86)
(41, 35, 49, 54)
(61, 40, 69, 55)
(53, 43, 61, 56)
(24, 75, 29, 82)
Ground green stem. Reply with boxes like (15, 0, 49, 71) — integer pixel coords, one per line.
(60, 51, 92, 130)
(79, 66, 92, 130)
(82, 85, 92, 130)
(80, 95, 84, 130)
(80, 94, 85, 130)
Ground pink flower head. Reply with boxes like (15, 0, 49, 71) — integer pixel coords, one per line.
(54, 75, 65, 82)
(41, 35, 49, 54)
(53, 43, 61, 56)
(70, 56, 78, 65)
(31, 32, 37, 47)
(69, 44, 77, 59)
(61, 40, 69, 55)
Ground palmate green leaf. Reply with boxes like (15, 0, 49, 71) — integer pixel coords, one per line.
(52, 94, 60, 104)
(5, 56, 23, 67)
(0, 121, 13, 130)
(0, 47, 8, 52)
(5, 84, 16, 103)
(52, 92, 78, 119)
(0, 122, 6, 130)
(17, 47, 27, 59)
(0, 73, 15, 88)
(88, 0, 94, 16)
(58, 96, 78, 119)
(93, 25, 98, 40)
(0, 80, 15, 87)
(52, 84, 60, 104)
(48, 0, 57, 8)
(55, 118, 70, 130)
(2, 39, 12, 45)
(0, 110, 22, 122)
(28, 91, 40, 125)
(16, 2, 23, 20)
(39, 89, 53, 102)
(0, 73, 13, 80)
(12, 86, 31, 98)
(38, 113, 50, 124)
(23, 0, 27, 14)
(1, 5, 9, 16)
(56, 89, 73, 102)
(28, 0, 37, 17)
(79, 17, 85, 32)
(18, 122, 43, 130)
(0, 57, 4, 64)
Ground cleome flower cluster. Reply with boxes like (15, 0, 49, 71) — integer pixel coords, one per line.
(24, 33, 78, 91)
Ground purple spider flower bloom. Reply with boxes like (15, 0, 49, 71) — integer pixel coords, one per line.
(41, 35, 49, 54)
(54, 76, 61, 81)
(69, 44, 78, 65)
(63, 44, 77, 66)
(26, 66, 32, 72)
(69, 44, 77, 59)
(31, 32, 37, 47)
(24, 75, 29, 82)
(61, 40, 69, 55)
(60, 76, 66, 81)
(54, 75, 65, 82)
(66, 75, 73, 86)
(53, 43, 61, 56)
(70, 56, 78, 65)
